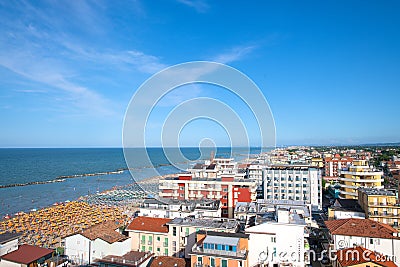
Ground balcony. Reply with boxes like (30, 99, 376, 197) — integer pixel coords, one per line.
(159, 184, 179, 190)
(163, 242, 168, 247)
(159, 192, 174, 197)
(192, 244, 247, 259)
(148, 241, 153, 245)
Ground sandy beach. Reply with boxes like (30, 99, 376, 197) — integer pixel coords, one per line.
(0, 173, 178, 248)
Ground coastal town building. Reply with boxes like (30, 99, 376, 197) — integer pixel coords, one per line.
(324, 154, 353, 182)
(188, 157, 246, 179)
(94, 251, 154, 267)
(0, 232, 20, 257)
(138, 198, 221, 219)
(328, 199, 365, 220)
(0, 244, 56, 267)
(126, 217, 171, 257)
(335, 246, 397, 267)
(234, 202, 257, 227)
(64, 221, 131, 265)
(245, 207, 310, 267)
(325, 218, 400, 266)
(190, 230, 250, 267)
(167, 217, 239, 258)
(261, 165, 323, 210)
(159, 174, 257, 218)
(357, 188, 400, 230)
(338, 160, 384, 199)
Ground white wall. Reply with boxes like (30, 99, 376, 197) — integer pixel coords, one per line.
(331, 210, 365, 220)
(0, 239, 18, 257)
(246, 222, 306, 267)
(65, 234, 91, 264)
(0, 259, 23, 267)
(332, 234, 400, 266)
(65, 234, 131, 264)
(92, 238, 131, 260)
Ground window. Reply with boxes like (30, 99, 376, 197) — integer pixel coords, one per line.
(173, 227, 177, 236)
(148, 246, 152, 251)
(221, 259, 228, 267)
(164, 238, 168, 247)
(210, 258, 215, 267)
(370, 238, 373, 245)
(164, 248, 168, 256)
(157, 247, 160, 252)
(271, 237, 276, 243)
(198, 256, 203, 264)
(157, 236, 161, 241)
(142, 245, 145, 251)
(185, 228, 189, 236)
(223, 188, 228, 192)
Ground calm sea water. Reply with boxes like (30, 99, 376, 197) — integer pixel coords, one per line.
(0, 147, 262, 217)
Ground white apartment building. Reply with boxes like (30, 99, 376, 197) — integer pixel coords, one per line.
(138, 198, 221, 219)
(262, 165, 322, 210)
(245, 208, 309, 267)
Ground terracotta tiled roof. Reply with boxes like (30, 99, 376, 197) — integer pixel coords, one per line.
(336, 246, 397, 267)
(126, 217, 170, 233)
(149, 256, 186, 267)
(1, 244, 53, 264)
(80, 221, 128, 243)
(325, 218, 399, 239)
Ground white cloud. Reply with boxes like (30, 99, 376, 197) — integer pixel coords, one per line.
(176, 0, 210, 13)
(212, 45, 257, 64)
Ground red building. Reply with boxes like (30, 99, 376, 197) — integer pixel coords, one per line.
(159, 174, 257, 218)
(324, 154, 353, 181)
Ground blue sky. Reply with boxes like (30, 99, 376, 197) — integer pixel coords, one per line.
(0, 1, 400, 147)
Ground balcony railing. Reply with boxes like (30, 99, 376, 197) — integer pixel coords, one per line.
(192, 245, 247, 259)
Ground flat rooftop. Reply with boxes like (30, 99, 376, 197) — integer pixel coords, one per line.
(168, 217, 239, 230)
(359, 187, 396, 196)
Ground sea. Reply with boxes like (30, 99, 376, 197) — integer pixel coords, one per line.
(0, 147, 263, 218)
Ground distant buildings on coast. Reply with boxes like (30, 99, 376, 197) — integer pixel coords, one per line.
(1, 146, 400, 267)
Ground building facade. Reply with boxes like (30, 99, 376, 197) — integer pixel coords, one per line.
(358, 188, 400, 229)
(167, 217, 239, 259)
(262, 165, 322, 210)
(325, 218, 400, 266)
(338, 160, 383, 199)
(324, 155, 353, 181)
(190, 231, 250, 267)
(159, 175, 257, 218)
(126, 217, 171, 257)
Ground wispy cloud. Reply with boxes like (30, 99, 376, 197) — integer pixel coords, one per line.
(212, 45, 257, 64)
(176, 0, 210, 13)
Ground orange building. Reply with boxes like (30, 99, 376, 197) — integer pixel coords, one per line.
(190, 231, 249, 267)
